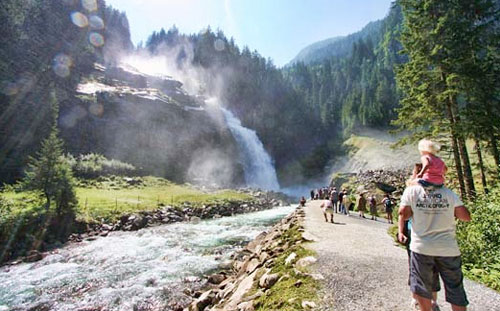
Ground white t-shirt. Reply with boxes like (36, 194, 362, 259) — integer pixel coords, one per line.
(400, 185, 464, 256)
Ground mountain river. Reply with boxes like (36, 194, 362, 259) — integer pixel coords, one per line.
(0, 205, 295, 311)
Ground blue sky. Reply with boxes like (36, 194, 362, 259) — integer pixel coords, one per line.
(105, 0, 394, 67)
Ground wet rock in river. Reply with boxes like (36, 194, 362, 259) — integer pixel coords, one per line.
(208, 273, 226, 285)
(24, 250, 43, 263)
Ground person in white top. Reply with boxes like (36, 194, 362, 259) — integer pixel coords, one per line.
(398, 184, 471, 311)
(320, 197, 334, 223)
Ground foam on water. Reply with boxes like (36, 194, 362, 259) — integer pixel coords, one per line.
(0, 206, 295, 311)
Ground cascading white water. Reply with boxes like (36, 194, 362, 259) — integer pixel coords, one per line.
(220, 107, 280, 191)
(0, 206, 294, 311)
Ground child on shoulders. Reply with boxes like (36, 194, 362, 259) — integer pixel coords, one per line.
(410, 139, 447, 187)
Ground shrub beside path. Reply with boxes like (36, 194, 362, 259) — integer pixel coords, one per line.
(303, 199, 500, 311)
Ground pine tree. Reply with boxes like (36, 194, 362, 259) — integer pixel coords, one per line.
(22, 93, 77, 216)
(393, 0, 500, 200)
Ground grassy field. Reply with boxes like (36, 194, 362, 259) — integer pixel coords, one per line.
(2, 176, 252, 223)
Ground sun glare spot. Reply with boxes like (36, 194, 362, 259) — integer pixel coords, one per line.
(89, 15, 104, 30)
(61, 105, 87, 128)
(53, 54, 73, 78)
(63, 0, 78, 6)
(82, 0, 98, 12)
(89, 32, 105, 47)
(214, 39, 225, 51)
(1, 81, 19, 96)
(89, 102, 104, 116)
(70, 12, 88, 28)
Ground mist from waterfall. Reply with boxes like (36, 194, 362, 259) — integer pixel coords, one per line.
(220, 107, 280, 191)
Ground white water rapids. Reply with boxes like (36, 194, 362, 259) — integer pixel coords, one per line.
(0, 206, 295, 311)
(220, 108, 280, 191)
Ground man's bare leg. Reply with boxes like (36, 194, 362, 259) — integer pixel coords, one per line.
(451, 304, 466, 311)
(414, 293, 432, 311)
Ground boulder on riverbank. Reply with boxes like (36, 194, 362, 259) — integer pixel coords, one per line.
(183, 207, 315, 311)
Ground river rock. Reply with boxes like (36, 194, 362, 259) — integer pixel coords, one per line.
(258, 272, 279, 289)
(187, 289, 215, 311)
(245, 232, 267, 253)
(301, 301, 317, 310)
(208, 273, 226, 285)
(243, 290, 264, 302)
(24, 250, 43, 263)
(295, 256, 317, 268)
(301, 232, 317, 242)
(284, 252, 297, 265)
(26, 301, 53, 311)
(245, 258, 261, 274)
(101, 224, 113, 231)
(237, 301, 254, 311)
(224, 271, 257, 310)
(258, 252, 269, 263)
(308, 273, 325, 280)
(184, 276, 201, 283)
(190, 216, 201, 223)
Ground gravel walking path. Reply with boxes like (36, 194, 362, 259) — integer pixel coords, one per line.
(303, 200, 500, 311)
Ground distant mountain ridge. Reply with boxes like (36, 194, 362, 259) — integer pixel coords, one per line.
(287, 20, 383, 66)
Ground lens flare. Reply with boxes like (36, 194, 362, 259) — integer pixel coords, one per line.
(82, 0, 97, 12)
(63, 0, 78, 5)
(214, 39, 225, 51)
(53, 53, 73, 78)
(70, 12, 88, 28)
(61, 105, 87, 128)
(89, 15, 104, 30)
(89, 32, 104, 47)
(0, 81, 19, 96)
(89, 102, 104, 116)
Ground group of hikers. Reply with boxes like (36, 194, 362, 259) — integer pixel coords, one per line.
(299, 139, 472, 311)
(301, 186, 396, 224)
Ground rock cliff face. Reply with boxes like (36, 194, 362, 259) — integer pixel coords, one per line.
(58, 63, 244, 186)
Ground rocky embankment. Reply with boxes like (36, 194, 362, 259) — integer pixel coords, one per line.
(183, 207, 320, 311)
(333, 168, 411, 198)
(354, 168, 409, 196)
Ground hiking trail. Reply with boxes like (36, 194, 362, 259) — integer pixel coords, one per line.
(303, 199, 500, 311)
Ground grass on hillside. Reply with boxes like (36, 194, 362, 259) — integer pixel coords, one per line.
(2, 176, 252, 223)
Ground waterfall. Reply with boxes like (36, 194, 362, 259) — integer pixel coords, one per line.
(220, 107, 280, 191)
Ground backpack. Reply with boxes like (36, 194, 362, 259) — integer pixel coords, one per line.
(384, 199, 392, 208)
(331, 191, 338, 201)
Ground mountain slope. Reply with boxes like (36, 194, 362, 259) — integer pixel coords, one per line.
(287, 20, 383, 66)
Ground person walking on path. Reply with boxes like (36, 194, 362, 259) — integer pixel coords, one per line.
(382, 193, 395, 224)
(398, 184, 471, 311)
(299, 196, 307, 207)
(338, 188, 345, 214)
(330, 187, 339, 213)
(369, 195, 378, 221)
(320, 196, 334, 223)
(357, 191, 367, 218)
(342, 190, 351, 216)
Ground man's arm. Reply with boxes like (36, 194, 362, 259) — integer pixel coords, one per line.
(398, 205, 412, 243)
(455, 205, 471, 222)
